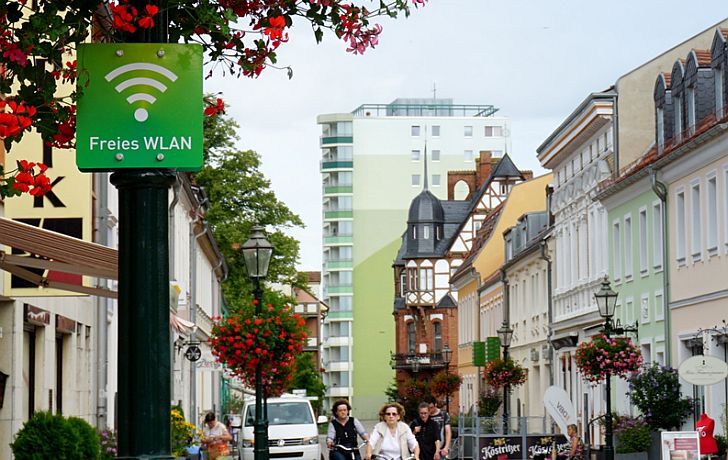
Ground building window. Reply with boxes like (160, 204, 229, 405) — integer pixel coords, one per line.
(674, 95, 683, 143)
(464, 126, 473, 137)
(408, 268, 419, 291)
(432, 174, 441, 186)
(411, 174, 421, 187)
(706, 173, 718, 255)
(432, 125, 441, 137)
(412, 226, 417, 239)
(411, 149, 421, 161)
(432, 149, 441, 161)
(686, 87, 696, 134)
(657, 108, 665, 151)
(484, 126, 502, 137)
(691, 180, 701, 262)
(715, 66, 724, 117)
(652, 202, 663, 270)
(411, 125, 421, 136)
(639, 209, 648, 275)
(433, 322, 442, 353)
(613, 220, 622, 282)
(624, 215, 633, 280)
(676, 189, 686, 264)
(654, 290, 664, 321)
(407, 322, 416, 353)
(464, 150, 473, 162)
(423, 226, 430, 239)
(419, 268, 434, 291)
(400, 271, 406, 297)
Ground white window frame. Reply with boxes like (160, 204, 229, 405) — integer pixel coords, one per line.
(432, 174, 441, 187)
(674, 95, 683, 143)
(411, 174, 421, 187)
(686, 87, 696, 133)
(411, 149, 421, 161)
(657, 107, 665, 151)
(639, 207, 648, 276)
(654, 289, 664, 322)
(464, 126, 473, 138)
(464, 150, 473, 162)
(624, 214, 633, 281)
(675, 188, 686, 265)
(613, 220, 622, 283)
(706, 172, 718, 256)
(431, 149, 441, 161)
(432, 125, 441, 137)
(690, 179, 702, 262)
(625, 297, 634, 325)
(652, 201, 663, 271)
(423, 226, 430, 240)
(411, 125, 421, 137)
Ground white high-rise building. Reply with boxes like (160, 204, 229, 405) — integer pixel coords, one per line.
(318, 98, 511, 417)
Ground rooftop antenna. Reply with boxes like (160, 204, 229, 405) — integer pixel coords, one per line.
(432, 82, 437, 100)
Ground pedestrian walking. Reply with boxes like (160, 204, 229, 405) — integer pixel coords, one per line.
(202, 412, 232, 460)
(423, 396, 451, 459)
(364, 403, 420, 460)
(554, 424, 583, 460)
(409, 403, 441, 460)
(327, 399, 370, 460)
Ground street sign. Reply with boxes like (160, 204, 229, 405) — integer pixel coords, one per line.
(473, 341, 486, 366)
(76, 43, 203, 171)
(184, 345, 201, 362)
(678, 355, 728, 386)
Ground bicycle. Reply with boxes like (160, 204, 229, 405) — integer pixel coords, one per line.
(371, 454, 415, 460)
(445, 437, 460, 460)
(332, 442, 369, 460)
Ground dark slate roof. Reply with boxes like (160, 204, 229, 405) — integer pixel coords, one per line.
(395, 199, 470, 262)
(393, 297, 406, 312)
(408, 190, 445, 223)
(490, 154, 524, 179)
(436, 293, 457, 309)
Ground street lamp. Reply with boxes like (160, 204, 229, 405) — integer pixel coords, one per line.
(593, 276, 619, 460)
(241, 225, 273, 460)
(442, 344, 453, 413)
(497, 320, 513, 434)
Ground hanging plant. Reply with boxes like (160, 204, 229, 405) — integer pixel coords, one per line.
(575, 333, 642, 383)
(211, 297, 307, 396)
(482, 358, 527, 388)
(430, 371, 462, 398)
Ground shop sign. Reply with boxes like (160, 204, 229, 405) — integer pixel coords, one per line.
(678, 355, 728, 386)
(24, 304, 50, 326)
(76, 43, 202, 171)
(479, 435, 568, 460)
(660, 431, 700, 460)
(184, 345, 201, 362)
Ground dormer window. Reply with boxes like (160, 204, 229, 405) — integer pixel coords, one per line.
(436, 226, 441, 240)
(716, 65, 724, 117)
(657, 107, 665, 151)
(423, 226, 430, 239)
(686, 86, 696, 134)
(674, 94, 683, 143)
(412, 226, 417, 239)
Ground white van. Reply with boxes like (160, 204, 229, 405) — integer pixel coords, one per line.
(239, 395, 327, 460)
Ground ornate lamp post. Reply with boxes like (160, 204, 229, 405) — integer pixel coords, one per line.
(241, 225, 273, 460)
(442, 344, 453, 413)
(594, 276, 619, 460)
(497, 321, 513, 433)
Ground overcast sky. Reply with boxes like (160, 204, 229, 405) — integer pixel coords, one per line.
(207, 1, 728, 272)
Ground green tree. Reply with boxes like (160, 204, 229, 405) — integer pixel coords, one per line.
(196, 109, 305, 302)
(628, 363, 694, 430)
(287, 352, 326, 414)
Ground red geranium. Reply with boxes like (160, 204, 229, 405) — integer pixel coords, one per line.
(211, 297, 307, 396)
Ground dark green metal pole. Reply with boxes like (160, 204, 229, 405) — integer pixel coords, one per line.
(603, 319, 614, 460)
(113, 2, 175, 458)
(253, 280, 270, 460)
(112, 171, 175, 458)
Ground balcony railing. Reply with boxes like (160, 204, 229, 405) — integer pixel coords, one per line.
(390, 352, 451, 371)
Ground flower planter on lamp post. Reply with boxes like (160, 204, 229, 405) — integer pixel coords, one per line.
(241, 225, 273, 460)
(497, 321, 513, 434)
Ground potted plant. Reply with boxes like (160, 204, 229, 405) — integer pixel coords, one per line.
(613, 415, 650, 460)
(11, 411, 83, 459)
(99, 428, 117, 460)
(171, 407, 200, 458)
(482, 358, 527, 388)
(574, 334, 642, 382)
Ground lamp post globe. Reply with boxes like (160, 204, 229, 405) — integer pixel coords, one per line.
(241, 225, 274, 460)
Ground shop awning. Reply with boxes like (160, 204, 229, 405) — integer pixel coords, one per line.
(0, 217, 118, 298)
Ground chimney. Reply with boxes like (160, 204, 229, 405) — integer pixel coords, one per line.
(476, 151, 493, 188)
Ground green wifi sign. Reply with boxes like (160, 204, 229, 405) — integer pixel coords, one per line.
(76, 43, 202, 171)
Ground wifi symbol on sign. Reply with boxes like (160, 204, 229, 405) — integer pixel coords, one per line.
(105, 62, 178, 123)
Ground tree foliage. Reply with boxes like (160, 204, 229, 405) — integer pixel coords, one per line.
(627, 363, 694, 430)
(287, 352, 326, 414)
(196, 109, 305, 301)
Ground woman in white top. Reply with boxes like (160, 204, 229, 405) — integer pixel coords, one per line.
(365, 403, 419, 460)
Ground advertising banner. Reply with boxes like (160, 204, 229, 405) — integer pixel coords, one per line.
(660, 431, 700, 460)
(543, 386, 577, 435)
(479, 435, 569, 460)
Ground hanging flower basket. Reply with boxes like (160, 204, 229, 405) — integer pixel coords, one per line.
(430, 371, 462, 397)
(211, 298, 307, 396)
(482, 358, 527, 388)
(575, 333, 642, 383)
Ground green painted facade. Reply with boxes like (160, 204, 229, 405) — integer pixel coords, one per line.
(604, 177, 667, 373)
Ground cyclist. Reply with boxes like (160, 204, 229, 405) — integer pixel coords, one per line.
(327, 400, 370, 460)
(365, 402, 420, 460)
